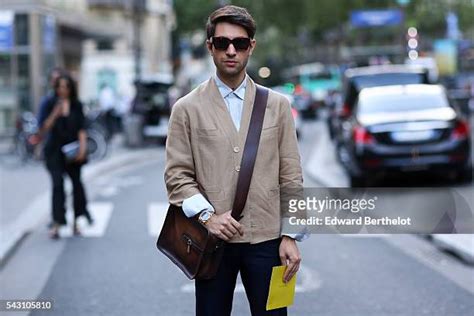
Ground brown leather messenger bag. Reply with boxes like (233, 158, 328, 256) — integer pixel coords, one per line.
(156, 86, 269, 280)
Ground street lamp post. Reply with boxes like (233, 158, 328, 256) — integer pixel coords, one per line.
(397, 0, 411, 63)
(129, 0, 146, 82)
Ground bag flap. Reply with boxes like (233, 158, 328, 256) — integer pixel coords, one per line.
(157, 204, 210, 279)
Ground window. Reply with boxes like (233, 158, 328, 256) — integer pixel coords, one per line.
(0, 54, 12, 88)
(17, 54, 30, 111)
(14, 14, 29, 46)
(97, 39, 114, 50)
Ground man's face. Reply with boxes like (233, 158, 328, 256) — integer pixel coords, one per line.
(207, 22, 256, 78)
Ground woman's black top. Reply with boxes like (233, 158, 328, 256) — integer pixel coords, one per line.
(38, 96, 86, 156)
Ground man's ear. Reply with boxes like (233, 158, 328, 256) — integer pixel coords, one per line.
(249, 39, 256, 56)
(206, 39, 213, 55)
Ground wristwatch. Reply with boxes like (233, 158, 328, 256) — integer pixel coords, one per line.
(198, 209, 214, 225)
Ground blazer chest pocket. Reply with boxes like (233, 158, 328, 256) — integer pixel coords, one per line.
(193, 127, 229, 185)
(196, 127, 220, 137)
(194, 127, 226, 154)
(261, 124, 278, 140)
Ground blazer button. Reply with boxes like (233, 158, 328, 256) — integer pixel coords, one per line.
(235, 166, 240, 172)
(233, 146, 240, 153)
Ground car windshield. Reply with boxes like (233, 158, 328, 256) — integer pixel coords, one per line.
(354, 73, 425, 90)
(358, 92, 449, 114)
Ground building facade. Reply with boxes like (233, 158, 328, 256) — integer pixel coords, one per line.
(80, 0, 174, 106)
(0, 0, 174, 135)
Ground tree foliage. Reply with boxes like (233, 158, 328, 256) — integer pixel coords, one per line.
(173, 0, 474, 68)
(174, 0, 473, 40)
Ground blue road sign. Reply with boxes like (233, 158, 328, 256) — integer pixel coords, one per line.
(0, 11, 14, 51)
(351, 10, 403, 28)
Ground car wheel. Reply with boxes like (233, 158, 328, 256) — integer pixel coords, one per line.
(456, 165, 473, 183)
(350, 175, 367, 187)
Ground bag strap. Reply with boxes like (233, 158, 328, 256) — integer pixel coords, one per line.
(230, 85, 269, 220)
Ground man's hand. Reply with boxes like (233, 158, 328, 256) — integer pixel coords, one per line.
(206, 210, 243, 241)
(279, 236, 301, 283)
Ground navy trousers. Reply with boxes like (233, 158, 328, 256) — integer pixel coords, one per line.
(195, 238, 287, 316)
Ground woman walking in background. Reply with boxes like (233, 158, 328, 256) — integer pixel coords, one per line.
(38, 73, 93, 239)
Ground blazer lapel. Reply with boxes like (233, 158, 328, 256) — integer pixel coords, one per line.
(237, 77, 256, 146)
(206, 78, 239, 140)
(203, 76, 257, 148)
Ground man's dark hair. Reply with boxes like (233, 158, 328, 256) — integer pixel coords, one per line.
(206, 5, 256, 39)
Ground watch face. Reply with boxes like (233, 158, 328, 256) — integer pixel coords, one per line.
(200, 211, 211, 221)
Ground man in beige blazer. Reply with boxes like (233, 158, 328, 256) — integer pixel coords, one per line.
(165, 5, 305, 316)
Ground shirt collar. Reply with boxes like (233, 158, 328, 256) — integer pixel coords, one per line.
(214, 74, 247, 100)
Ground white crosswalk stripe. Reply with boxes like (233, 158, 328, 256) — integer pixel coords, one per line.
(148, 202, 169, 237)
(180, 265, 321, 293)
(59, 202, 114, 237)
(340, 234, 389, 238)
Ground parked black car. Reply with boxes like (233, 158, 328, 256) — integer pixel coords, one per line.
(327, 65, 431, 142)
(123, 75, 173, 147)
(336, 84, 471, 186)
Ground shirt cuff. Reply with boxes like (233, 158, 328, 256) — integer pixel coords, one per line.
(182, 193, 214, 218)
(281, 232, 310, 242)
(281, 219, 310, 242)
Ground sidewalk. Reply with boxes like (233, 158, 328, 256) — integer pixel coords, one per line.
(0, 135, 161, 266)
(431, 234, 474, 264)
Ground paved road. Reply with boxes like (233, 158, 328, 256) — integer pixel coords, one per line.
(1, 120, 473, 316)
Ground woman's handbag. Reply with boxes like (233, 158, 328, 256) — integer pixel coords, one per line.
(156, 86, 269, 280)
(61, 141, 81, 162)
(61, 141, 89, 164)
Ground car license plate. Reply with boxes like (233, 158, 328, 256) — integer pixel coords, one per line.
(391, 130, 435, 142)
(401, 164, 429, 171)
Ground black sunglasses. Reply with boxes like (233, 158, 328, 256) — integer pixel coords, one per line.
(211, 37, 251, 51)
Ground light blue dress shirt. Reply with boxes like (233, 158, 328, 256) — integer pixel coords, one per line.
(214, 73, 247, 131)
(181, 75, 307, 241)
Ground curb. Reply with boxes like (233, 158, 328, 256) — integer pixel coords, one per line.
(430, 234, 474, 265)
(0, 148, 160, 267)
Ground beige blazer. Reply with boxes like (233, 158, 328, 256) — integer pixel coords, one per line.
(164, 76, 303, 244)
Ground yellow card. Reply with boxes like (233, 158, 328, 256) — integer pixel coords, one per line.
(266, 265, 297, 311)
